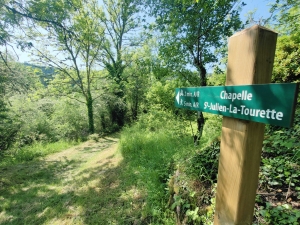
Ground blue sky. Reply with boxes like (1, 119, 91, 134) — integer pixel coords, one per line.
(240, 0, 273, 23)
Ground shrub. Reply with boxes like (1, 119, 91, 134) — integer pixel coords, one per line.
(51, 99, 89, 141)
(0, 101, 19, 151)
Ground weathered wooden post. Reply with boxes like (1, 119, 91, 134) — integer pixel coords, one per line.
(174, 24, 298, 224)
(213, 25, 278, 224)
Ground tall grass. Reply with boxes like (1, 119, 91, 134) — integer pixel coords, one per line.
(0, 140, 77, 166)
(119, 113, 196, 223)
(118, 109, 223, 224)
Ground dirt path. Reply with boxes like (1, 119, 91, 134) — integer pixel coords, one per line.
(44, 136, 121, 181)
(1, 135, 145, 225)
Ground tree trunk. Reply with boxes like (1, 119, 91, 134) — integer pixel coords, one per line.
(131, 84, 139, 121)
(86, 92, 94, 134)
(195, 64, 207, 144)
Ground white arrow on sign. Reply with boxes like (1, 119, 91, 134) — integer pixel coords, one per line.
(176, 91, 180, 104)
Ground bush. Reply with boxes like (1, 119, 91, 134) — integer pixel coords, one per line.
(185, 139, 220, 185)
(260, 108, 300, 191)
(255, 203, 300, 225)
(0, 101, 19, 151)
(51, 99, 89, 141)
(7, 96, 91, 146)
(118, 107, 224, 224)
(119, 108, 195, 223)
(253, 106, 300, 224)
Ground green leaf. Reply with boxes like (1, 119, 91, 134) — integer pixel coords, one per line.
(284, 171, 291, 176)
(282, 204, 292, 210)
(269, 181, 280, 185)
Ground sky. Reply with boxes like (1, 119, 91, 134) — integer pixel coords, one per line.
(13, 0, 274, 63)
(240, 0, 273, 23)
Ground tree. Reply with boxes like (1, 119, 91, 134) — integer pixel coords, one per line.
(3, 0, 146, 131)
(270, 0, 300, 34)
(0, 0, 21, 64)
(1, 0, 69, 63)
(0, 56, 37, 150)
(99, 0, 144, 127)
(145, 0, 244, 139)
(4, 0, 108, 134)
(270, 0, 300, 83)
(272, 34, 300, 83)
(124, 44, 153, 121)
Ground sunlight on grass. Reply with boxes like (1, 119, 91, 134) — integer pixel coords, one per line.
(0, 125, 218, 224)
(0, 140, 78, 166)
(0, 136, 134, 225)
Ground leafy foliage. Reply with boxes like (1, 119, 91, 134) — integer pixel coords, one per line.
(1, 0, 145, 134)
(253, 108, 300, 223)
(255, 203, 300, 225)
(0, 57, 38, 151)
(119, 110, 193, 224)
(146, 0, 244, 83)
(270, 0, 300, 35)
(145, 0, 244, 145)
(186, 140, 220, 185)
(0, 0, 299, 223)
(261, 110, 300, 189)
(0, 100, 19, 151)
(145, 80, 178, 112)
(207, 73, 226, 86)
(271, 0, 300, 84)
(50, 99, 89, 141)
(272, 34, 300, 83)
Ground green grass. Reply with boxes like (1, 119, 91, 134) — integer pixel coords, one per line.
(118, 122, 197, 224)
(0, 131, 178, 225)
(0, 141, 78, 166)
(0, 137, 127, 225)
(1, 108, 298, 224)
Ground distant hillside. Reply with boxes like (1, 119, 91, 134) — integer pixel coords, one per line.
(23, 62, 56, 86)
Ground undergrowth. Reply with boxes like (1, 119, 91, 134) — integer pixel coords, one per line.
(0, 106, 298, 224)
(119, 118, 193, 223)
(118, 109, 222, 224)
(119, 106, 299, 224)
(253, 108, 300, 224)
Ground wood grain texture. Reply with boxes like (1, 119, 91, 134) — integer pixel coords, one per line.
(214, 25, 277, 225)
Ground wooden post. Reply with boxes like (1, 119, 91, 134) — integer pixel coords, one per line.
(214, 25, 277, 224)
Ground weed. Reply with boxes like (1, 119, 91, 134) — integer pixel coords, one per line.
(254, 203, 300, 225)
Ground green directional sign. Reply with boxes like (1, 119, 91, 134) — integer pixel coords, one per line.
(175, 83, 299, 127)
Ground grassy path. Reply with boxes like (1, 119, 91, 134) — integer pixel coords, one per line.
(0, 135, 146, 225)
